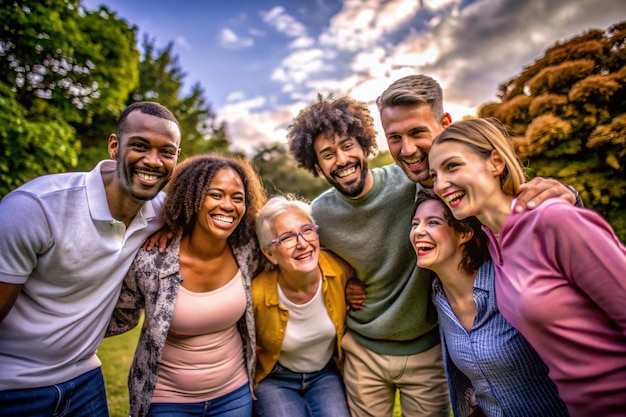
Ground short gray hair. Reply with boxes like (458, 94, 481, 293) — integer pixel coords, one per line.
(256, 195, 316, 248)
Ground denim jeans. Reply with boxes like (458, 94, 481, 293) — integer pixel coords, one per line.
(253, 360, 350, 417)
(0, 367, 109, 417)
(147, 383, 252, 417)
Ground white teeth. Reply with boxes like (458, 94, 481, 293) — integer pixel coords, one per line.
(445, 191, 465, 205)
(416, 243, 435, 251)
(336, 166, 356, 178)
(404, 155, 425, 165)
(213, 215, 234, 224)
(137, 172, 160, 181)
(295, 252, 312, 260)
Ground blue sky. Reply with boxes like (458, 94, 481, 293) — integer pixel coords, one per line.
(81, 0, 626, 156)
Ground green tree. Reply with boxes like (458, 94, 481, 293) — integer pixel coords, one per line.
(129, 36, 230, 159)
(74, 35, 232, 171)
(0, 0, 139, 123)
(480, 20, 626, 241)
(0, 82, 79, 196)
(251, 142, 396, 201)
(0, 0, 140, 194)
(252, 143, 329, 201)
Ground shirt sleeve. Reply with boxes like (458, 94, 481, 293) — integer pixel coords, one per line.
(105, 254, 146, 337)
(0, 191, 53, 284)
(539, 203, 626, 334)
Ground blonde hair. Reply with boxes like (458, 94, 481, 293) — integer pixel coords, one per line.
(432, 118, 527, 196)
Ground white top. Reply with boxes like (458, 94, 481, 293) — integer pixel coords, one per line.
(277, 279, 336, 372)
(0, 160, 165, 390)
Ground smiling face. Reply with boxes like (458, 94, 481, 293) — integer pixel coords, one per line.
(429, 140, 504, 222)
(108, 110, 181, 201)
(313, 133, 373, 199)
(262, 210, 320, 276)
(194, 167, 246, 240)
(410, 199, 468, 273)
(381, 102, 450, 186)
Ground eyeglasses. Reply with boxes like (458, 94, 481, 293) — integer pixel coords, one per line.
(271, 224, 320, 249)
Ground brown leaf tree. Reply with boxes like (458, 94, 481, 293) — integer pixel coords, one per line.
(480, 21, 626, 241)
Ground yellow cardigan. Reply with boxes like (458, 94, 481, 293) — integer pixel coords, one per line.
(252, 250, 354, 388)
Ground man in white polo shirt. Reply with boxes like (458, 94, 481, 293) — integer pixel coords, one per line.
(0, 101, 181, 417)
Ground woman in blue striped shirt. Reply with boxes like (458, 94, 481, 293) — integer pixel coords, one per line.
(410, 188, 567, 417)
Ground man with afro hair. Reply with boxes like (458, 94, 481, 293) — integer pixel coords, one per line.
(287, 95, 451, 417)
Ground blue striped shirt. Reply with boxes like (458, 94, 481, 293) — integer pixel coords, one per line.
(432, 260, 568, 417)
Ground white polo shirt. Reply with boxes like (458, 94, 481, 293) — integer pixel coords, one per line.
(0, 160, 165, 390)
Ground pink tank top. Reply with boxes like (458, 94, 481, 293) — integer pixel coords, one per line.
(152, 270, 248, 403)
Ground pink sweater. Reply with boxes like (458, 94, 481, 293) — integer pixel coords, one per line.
(484, 199, 626, 417)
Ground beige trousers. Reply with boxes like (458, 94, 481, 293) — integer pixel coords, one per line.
(341, 332, 450, 417)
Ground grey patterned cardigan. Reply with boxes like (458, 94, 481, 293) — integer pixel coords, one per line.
(106, 234, 259, 417)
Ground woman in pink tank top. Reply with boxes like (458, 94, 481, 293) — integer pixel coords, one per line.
(107, 154, 267, 417)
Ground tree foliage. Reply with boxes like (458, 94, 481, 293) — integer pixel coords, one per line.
(0, 0, 139, 195)
(74, 35, 231, 171)
(129, 36, 231, 160)
(480, 20, 626, 241)
(251, 142, 396, 202)
(252, 142, 329, 201)
(0, 0, 139, 123)
(0, 82, 79, 196)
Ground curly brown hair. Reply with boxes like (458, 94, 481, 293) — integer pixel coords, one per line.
(413, 187, 490, 274)
(287, 95, 378, 176)
(162, 153, 267, 247)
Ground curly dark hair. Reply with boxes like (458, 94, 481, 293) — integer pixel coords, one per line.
(162, 153, 267, 247)
(287, 94, 378, 176)
(413, 188, 490, 274)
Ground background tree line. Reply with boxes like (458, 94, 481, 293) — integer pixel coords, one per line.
(1, 1, 624, 239)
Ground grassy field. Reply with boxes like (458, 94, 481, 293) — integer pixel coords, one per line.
(99, 324, 405, 417)
(99, 324, 142, 417)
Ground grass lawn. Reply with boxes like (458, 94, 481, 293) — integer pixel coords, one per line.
(99, 322, 410, 417)
(99, 323, 142, 417)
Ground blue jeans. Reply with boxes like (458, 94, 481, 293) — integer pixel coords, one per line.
(147, 383, 252, 417)
(253, 360, 350, 417)
(0, 367, 109, 417)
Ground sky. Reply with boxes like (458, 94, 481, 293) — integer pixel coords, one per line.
(80, 0, 626, 157)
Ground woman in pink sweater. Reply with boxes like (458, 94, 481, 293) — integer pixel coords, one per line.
(428, 117, 626, 417)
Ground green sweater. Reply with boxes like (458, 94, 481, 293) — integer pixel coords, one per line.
(312, 164, 439, 355)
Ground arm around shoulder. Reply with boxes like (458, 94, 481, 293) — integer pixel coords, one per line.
(0, 282, 23, 323)
(514, 177, 580, 212)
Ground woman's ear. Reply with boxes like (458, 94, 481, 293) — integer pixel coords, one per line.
(458, 228, 474, 245)
(489, 149, 506, 176)
(261, 246, 278, 266)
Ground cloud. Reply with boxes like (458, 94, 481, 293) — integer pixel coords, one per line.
(219, 0, 626, 157)
(226, 91, 246, 102)
(218, 97, 297, 155)
(218, 28, 254, 49)
(249, 28, 266, 37)
(320, 0, 421, 51)
(175, 36, 192, 51)
(261, 6, 308, 38)
(271, 48, 335, 85)
(288, 36, 315, 49)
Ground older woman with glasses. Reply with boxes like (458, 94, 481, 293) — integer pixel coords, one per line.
(252, 195, 354, 417)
